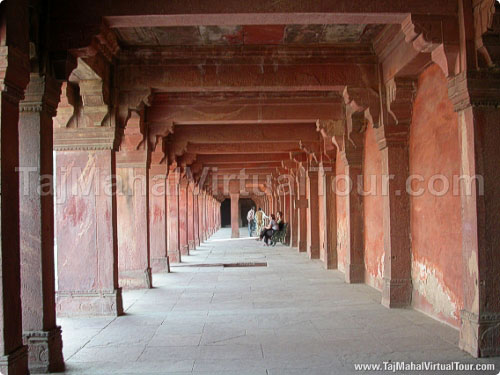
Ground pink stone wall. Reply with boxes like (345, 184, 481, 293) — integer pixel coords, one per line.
(409, 64, 463, 327)
(336, 153, 347, 273)
(363, 123, 384, 291)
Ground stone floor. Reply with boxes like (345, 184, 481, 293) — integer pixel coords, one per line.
(59, 228, 500, 374)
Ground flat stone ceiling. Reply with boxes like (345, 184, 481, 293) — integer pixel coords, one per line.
(114, 24, 385, 46)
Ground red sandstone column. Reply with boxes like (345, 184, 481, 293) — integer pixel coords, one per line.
(178, 178, 189, 255)
(167, 170, 181, 263)
(55, 148, 124, 315)
(290, 178, 298, 248)
(201, 191, 207, 240)
(187, 182, 195, 250)
(0, 19, 30, 373)
(149, 147, 169, 273)
(319, 163, 337, 269)
(54, 70, 123, 318)
(230, 193, 240, 238)
(284, 193, 291, 244)
(210, 196, 215, 235)
(296, 173, 308, 252)
(116, 112, 152, 289)
(306, 166, 320, 259)
(193, 186, 200, 246)
(377, 131, 412, 307)
(198, 191, 203, 241)
(19, 74, 64, 372)
(210, 197, 213, 235)
(217, 201, 221, 229)
(342, 149, 365, 283)
(449, 73, 500, 357)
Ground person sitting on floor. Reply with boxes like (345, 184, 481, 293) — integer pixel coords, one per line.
(263, 214, 279, 246)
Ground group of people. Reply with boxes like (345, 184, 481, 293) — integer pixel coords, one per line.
(246, 207, 284, 246)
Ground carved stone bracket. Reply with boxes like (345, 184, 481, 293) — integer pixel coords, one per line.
(473, 0, 497, 68)
(54, 58, 115, 150)
(316, 119, 345, 138)
(386, 77, 417, 126)
(0, 46, 30, 104)
(402, 15, 461, 77)
(117, 89, 152, 129)
(343, 86, 381, 129)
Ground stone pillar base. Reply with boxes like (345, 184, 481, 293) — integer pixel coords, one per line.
(323, 260, 337, 270)
(381, 278, 412, 308)
(195, 239, 201, 246)
(345, 263, 364, 284)
(308, 246, 320, 259)
(151, 257, 170, 273)
(298, 241, 307, 253)
(56, 289, 123, 317)
(460, 311, 500, 358)
(23, 326, 64, 374)
(180, 245, 189, 256)
(0, 345, 28, 375)
(119, 268, 152, 289)
(188, 240, 195, 250)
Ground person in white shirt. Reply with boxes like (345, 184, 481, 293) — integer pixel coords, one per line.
(246, 207, 256, 237)
(255, 208, 269, 239)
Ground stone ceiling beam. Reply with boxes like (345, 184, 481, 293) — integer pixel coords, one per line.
(148, 95, 343, 125)
(186, 142, 320, 154)
(196, 154, 290, 164)
(204, 162, 283, 170)
(171, 124, 320, 144)
(117, 63, 377, 92)
(50, 0, 459, 48)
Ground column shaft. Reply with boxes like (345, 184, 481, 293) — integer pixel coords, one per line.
(306, 169, 320, 259)
(149, 165, 169, 273)
(167, 173, 181, 263)
(230, 193, 240, 238)
(19, 74, 64, 373)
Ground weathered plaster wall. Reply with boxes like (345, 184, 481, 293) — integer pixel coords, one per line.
(363, 123, 384, 291)
(336, 153, 347, 273)
(409, 64, 463, 327)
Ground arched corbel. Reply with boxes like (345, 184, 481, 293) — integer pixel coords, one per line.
(299, 140, 319, 165)
(67, 58, 110, 128)
(166, 137, 188, 166)
(400, 14, 461, 77)
(385, 77, 417, 127)
(178, 152, 198, 168)
(343, 86, 381, 129)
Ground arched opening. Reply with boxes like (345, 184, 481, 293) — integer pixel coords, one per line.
(239, 198, 256, 227)
(220, 198, 231, 227)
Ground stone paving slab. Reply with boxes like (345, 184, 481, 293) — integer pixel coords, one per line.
(59, 228, 500, 374)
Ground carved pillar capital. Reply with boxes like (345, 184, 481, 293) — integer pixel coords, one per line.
(19, 74, 61, 116)
(448, 71, 500, 112)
